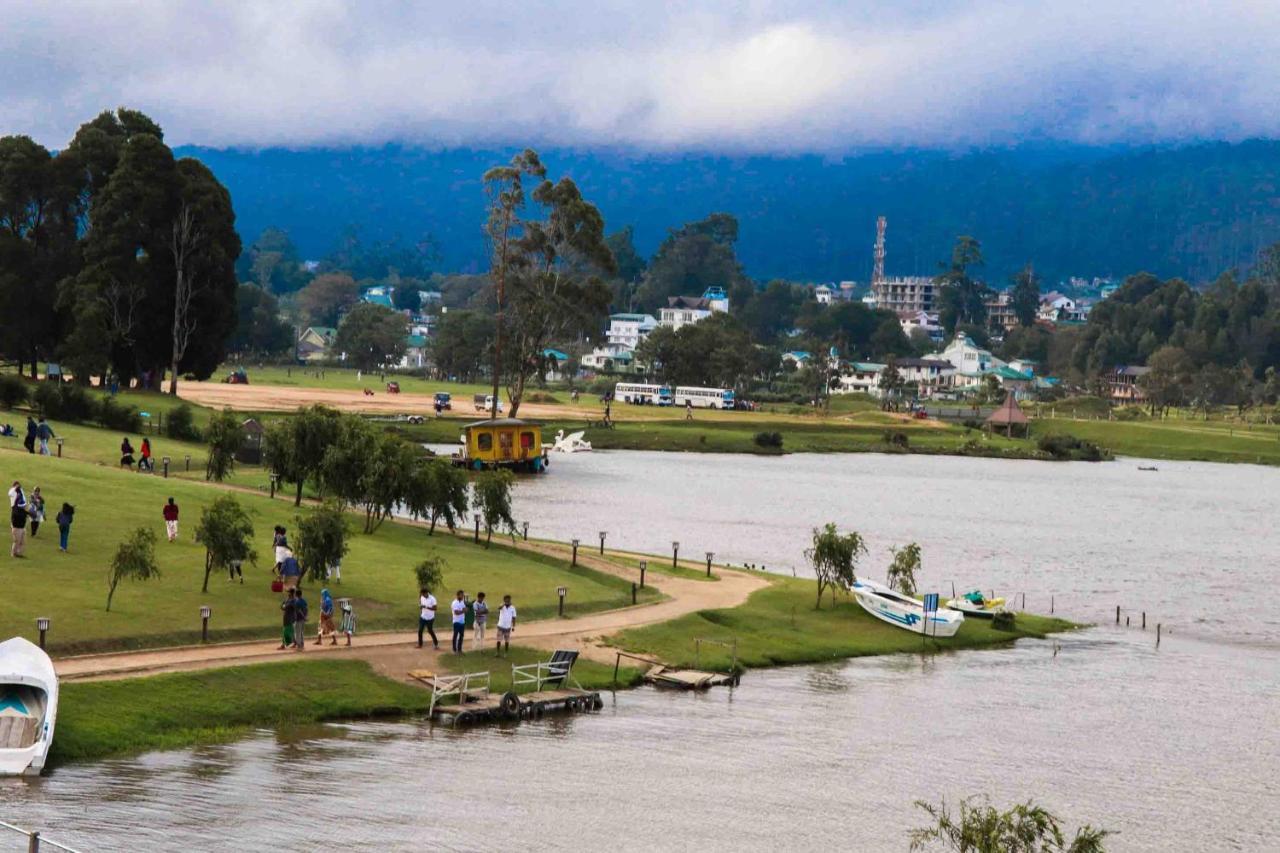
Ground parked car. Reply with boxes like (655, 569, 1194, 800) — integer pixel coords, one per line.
(473, 393, 504, 414)
(434, 392, 452, 410)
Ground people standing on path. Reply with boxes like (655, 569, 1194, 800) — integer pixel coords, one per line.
(418, 587, 438, 649)
(496, 595, 517, 656)
(120, 437, 135, 469)
(293, 587, 308, 650)
(23, 417, 36, 454)
(139, 437, 153, 472)
(316, 588, 337, 645)
(451, 590, 467, 653)
(55, 502, 74, 552)
(36, 417, 54, 456)
(471, 592, 488, 651)
(163, 498, 179, 542)
(279, 589, 296, 649)
(27, 487, 44, 536)
(8, 481, 27, 558)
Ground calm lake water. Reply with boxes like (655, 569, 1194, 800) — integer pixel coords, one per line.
(6, 451, 1279, 851)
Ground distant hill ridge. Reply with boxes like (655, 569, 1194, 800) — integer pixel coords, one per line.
(178, 141, 1280, 286)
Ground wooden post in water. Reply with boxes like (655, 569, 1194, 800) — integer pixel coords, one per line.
(1116, 605, 1120, 624)
(1125, 616, 1130, 626)
(1142, 611, 1146, 629)
(1051, 595, 1055, 614)
(631, 582, 637, 605)
(1021, 592, 1026, 610)
(1157, 623, 1162, 647)
(28, 831, 39, 853)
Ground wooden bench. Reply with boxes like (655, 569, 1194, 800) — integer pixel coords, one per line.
(0, 715, 37, 749)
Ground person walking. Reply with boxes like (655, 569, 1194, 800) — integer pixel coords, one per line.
(23, 416, 36, 454)
(120, 437, 135, 469)
(339, 599, 356, 646)
(496, 595, 517, 656)
(684, 399, 693, 420)
(8, 481, 27, 558)
(315, 588, 337, 645)
(272, 526, 289, 572)
(450, 590, 467, 653)
(36, 417, 54, 456)
(293, 587, 308, 650)
(55, 502, 74, 552)
(27, 487, 44, 536)
(417, 587, 438, 649)
(279, 589, 296, 650)
(279, 550, 302, 591)
(471, 592, 489, 651)
(139, 437, 153, 472)
(163, 497, 180, 542)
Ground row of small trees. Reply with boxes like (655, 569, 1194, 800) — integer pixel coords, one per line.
(806, 523, 922, 608)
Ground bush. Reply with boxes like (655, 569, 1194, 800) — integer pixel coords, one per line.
(524, 391, 560, 404)
(166, 403, 201, 441)
(991, 611, 1017, 631)
(32, 382, 95, 422)
(0, 374, 28, 409)
(753, 431, 784, 450)
(962, 418, 983, 431)
(1037, 433, 1107, 461)
(1114, 406, 1146, 421)
(882, 430, 910, 449)
(96, 396, 143, 432)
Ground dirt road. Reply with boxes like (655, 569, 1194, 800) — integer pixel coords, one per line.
(56, 540, 769, 683)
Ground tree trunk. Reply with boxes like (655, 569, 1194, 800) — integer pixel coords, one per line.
(202, 553, 212, 593)
(295, 481, 304, 508)
(428, 513, 437, 535)
(106, 578, 118, 611)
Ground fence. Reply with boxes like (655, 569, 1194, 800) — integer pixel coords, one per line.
(0, 820, 84, 853)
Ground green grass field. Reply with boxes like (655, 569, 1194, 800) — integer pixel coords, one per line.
(0, 447, 655, 654)
(1035, 416, 1280, 465)
(612, 577, 1076, 671)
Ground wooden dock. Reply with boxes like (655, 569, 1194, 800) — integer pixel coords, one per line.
(410, 651, 603, 727)
(643, 664, 739, 689)
(432, 688, 604, 725)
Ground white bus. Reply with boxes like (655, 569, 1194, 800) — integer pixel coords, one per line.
(674, 386, 736, 409)
(613, 383, 673, 406)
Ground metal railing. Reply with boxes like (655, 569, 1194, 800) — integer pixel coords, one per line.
(0, 820, 85, 853)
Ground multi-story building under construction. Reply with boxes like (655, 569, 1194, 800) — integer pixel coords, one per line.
(868, 216, 938, 318)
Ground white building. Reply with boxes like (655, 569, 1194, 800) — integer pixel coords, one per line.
(606, 313, 658, 349)
(835, 362, 886, 396)
(815, 284, 834, 305)
(871, 276, 938, 317)
(660, 296, 712, 330)
(928, 332, 1005, 376)
(900, 311, 943, 342)
(894, 358, 955, 397)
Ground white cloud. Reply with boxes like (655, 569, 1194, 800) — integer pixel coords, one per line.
(1, 0, 1278, 150)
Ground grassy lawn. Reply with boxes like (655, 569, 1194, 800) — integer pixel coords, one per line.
(216, 364, 499, 399)
(1035, 416, 1280, 465)
(612, 577, 1076, 671)
(0, 448, 654, 654)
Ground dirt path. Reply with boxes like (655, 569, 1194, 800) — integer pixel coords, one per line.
(55, 540, 769, 683)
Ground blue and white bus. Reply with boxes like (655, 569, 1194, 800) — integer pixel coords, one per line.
(674, 386, 735, 409)
(614, 383, 673, 406)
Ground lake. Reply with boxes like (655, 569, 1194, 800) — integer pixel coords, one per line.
(6, 451, 1279, 851)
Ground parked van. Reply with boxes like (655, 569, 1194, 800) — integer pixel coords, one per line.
(473, 393, 505, 414)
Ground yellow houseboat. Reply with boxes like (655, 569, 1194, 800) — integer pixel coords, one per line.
(456, 418, 549, 473)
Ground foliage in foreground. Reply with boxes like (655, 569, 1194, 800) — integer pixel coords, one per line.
(806, 523, 867, 608)
(910, 797, 1109, 852)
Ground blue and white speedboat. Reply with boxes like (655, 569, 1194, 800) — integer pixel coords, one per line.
(852, 579, 965, 637)
(0, 637, 58, 776)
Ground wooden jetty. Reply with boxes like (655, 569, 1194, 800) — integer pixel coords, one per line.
(410, 649, 602, 726)
(643, 664, 738, 689)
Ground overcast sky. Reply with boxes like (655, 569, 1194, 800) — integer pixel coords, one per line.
(3, 0, 1278, 151)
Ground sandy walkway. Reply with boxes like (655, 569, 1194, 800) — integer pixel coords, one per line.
(56, 540, 768, 683)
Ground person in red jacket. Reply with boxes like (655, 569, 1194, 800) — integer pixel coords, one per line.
(163, 497, 179, 542)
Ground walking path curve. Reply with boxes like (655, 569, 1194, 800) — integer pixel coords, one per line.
(55, 539, 770, 683)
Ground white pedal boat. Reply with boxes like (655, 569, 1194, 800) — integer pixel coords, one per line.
(0, 637, 58, 776)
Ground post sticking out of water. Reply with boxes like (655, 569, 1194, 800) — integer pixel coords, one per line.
(1157, 623, 1162, 647)
(1142, 611, 1146, 629)
(672, 541, 680, 569)
(951, 581, 956, 598)
(1021, 592, 1026, 610)
(1126, 616, 1130, 626)
(1116, 605, 1121, 624)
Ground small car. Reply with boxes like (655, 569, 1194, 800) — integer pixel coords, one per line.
(434, 392, 452, 410)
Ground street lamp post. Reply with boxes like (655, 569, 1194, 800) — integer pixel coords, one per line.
(672, 541, 680, 569)
(35, 617, 50, 650)
(557, 586, 567, 617)
(522, 521, 529, 541)
(639, 560, 647, 589)
(706, 551, 715, 578)
(571, 539, 580, 567)
(200, 606, 211, 642)
(598, 530, 607, 555)
(162, 456, 171, 478)
(473, 514, 481, 544)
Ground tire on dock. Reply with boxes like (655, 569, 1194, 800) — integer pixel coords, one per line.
(499, 691, 520, 719)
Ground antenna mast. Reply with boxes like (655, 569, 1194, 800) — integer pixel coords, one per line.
(873, 216, 886, 285)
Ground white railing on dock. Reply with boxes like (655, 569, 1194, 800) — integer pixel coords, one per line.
(511, 659, 575, 692)
(424, 671, 491, 716)
(0, 819, 85, 853)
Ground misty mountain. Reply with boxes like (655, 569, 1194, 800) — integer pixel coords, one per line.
(179, 141, 1280, 287)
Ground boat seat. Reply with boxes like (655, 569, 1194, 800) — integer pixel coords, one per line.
(0, 715, 38, 749)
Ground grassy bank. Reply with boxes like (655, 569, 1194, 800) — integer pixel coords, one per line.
(0, 448, 654, 654)
(52, 650, 646, 765)
(1035, 416, 1280, 465)
(612, 577, 1076, 670)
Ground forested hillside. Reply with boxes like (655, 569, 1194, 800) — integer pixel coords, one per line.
(183, 141, 1280, 284)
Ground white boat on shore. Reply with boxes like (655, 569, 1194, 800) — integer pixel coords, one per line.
(852, 579, 965, 637)
(946, 590, 1007, 619)
(0, 637, 58, 776)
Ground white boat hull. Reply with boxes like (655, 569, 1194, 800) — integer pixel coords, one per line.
(0, 637, 58, 776)
(852, 580, 965, 638)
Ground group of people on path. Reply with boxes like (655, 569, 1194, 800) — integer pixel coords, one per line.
(418, 588, 517, 656)
(278, 586, 354, 649)
(18, 416, 56, 455)
(8, 480, 73, 557)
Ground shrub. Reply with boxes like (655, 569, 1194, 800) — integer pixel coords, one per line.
(165, 403, 201, 441)
(414, 556, 446, 592)
(1038, 433, 1107, 461)
(962, 418, 983, 431)
(96, 396, 143, 432)
(32, 382, 95, 422)
(753, 431, 784, 450)
(0, 374, 28, 409)
(882, 430, 910, 449)
(1114, 406, 1145, 421)
(991, 611, 1017, 631)
(524, 391, 560, 404)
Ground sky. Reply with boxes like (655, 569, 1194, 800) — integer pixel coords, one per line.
(3, 0, 1279, 152)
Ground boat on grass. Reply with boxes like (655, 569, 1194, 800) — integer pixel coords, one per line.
(0, 637, 58, 776)
(946, 590, 1007, 619)
(852, 578, 965, 637)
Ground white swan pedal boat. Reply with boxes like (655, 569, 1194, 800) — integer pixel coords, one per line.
(0, 637, 58, 776)
(852, 579, 965, 637)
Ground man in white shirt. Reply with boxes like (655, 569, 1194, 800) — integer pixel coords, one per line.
(496, 595, 517, 656)
(450, 590, 468, 653)
(418, 588, 438, 649)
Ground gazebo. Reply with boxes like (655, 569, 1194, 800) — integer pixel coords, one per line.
(985, 394, 1029, 438)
